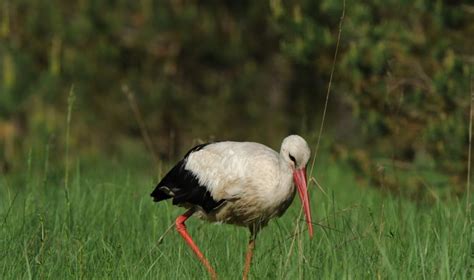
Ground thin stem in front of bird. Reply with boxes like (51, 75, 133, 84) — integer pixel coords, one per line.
(299, 3, 346, 269)
(157, 222, 176, 245)
(137, 221, 175, 266)
(309, 177, 329, 199)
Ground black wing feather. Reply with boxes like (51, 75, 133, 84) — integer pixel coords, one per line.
(150, 143, 225, 213)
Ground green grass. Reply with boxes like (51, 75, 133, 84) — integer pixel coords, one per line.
(0, 152, 471, 279)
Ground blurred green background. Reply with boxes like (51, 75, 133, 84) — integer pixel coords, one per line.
(0, 0, 472, 200)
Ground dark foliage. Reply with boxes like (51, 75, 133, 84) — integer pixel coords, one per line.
(0, 0, 472, 198)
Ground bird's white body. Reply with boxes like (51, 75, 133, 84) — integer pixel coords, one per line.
(185, 141, 295, 227)
(151, 135, 312, 279)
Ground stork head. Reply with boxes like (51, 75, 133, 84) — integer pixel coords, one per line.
(281, 135, 313, 238)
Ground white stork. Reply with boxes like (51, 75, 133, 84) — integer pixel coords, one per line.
(151, 135, 313, 279)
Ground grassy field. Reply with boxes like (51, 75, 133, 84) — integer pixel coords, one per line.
(0, 149, 471, 279)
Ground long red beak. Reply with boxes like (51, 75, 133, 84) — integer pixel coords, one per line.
(293, 167, 313, 238)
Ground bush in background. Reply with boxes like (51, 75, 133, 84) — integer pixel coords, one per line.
(0, 0, 472, 199)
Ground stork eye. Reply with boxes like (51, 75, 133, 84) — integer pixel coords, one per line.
(289, 154, 297, 165)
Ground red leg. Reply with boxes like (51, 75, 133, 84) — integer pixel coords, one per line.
(176, 210, 217, 280)
(242, 238, 256, 280)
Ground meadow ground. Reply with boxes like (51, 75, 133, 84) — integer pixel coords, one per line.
(0, 149, 471, 279)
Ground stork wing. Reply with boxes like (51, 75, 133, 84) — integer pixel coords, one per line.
(151, 143, 225, 212)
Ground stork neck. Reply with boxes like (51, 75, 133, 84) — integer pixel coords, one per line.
(270, 153, 296, 210)
(277, 153, 294, 189)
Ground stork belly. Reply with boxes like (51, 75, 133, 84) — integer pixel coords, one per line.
(196, 193, 295, 228)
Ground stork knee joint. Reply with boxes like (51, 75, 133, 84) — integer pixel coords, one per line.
(175, 216, 187, 231)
